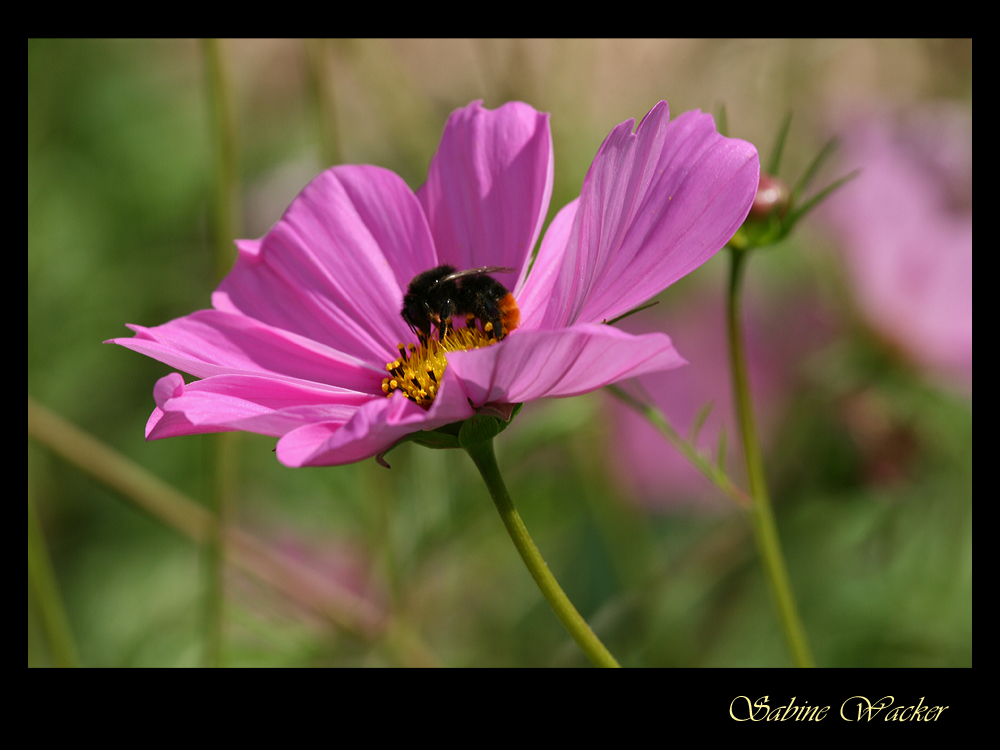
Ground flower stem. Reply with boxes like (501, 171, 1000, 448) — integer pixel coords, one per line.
(304, 38, 341, 168)
(726, 248, 815, 667)
(463, 437, 621, 668)
(203, 38, 240, 279)
(203, 37, 242, 667)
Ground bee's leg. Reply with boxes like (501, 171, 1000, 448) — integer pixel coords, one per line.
(436, 317, 454, 341)
(483, 311, 503, 339)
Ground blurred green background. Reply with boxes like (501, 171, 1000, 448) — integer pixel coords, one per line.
(28, 39, 972, 667)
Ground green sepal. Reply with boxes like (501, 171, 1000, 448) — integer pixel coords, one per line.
(728, 211, 786, 252)
(767, 111, 794, 177)
(792, 136, 840, 200)
(605, 300, 660, 326)
(375, 422, 462, 467)
(410, 424, 463, 449)
(459, 414, 503, 448)
(783, 169, 861, 231)
(375, 404, 523, 467)
(459, 402, 522, 448)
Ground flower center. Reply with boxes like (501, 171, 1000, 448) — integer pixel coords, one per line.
(382, 322, 501, 408)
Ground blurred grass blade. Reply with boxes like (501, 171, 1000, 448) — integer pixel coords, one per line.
(716, 426, 728, 473)
(28, 397, 210, 541)
(716, 103, 729, 138)
(26, 397, 390, 641)
(28, 495, 80, 667)
(202, 38, 240, 281)
(305, 38, 341, 168)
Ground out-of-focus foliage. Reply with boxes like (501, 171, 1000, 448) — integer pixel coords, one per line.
(28, 39, 971, 667)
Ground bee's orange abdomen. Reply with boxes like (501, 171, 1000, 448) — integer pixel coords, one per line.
(499, 293, 520, 334)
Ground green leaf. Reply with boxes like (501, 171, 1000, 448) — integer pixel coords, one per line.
(689, 400, 715, 443)
(716, 426, 728, 472)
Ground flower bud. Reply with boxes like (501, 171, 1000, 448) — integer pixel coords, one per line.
(749, 173, 791, 219)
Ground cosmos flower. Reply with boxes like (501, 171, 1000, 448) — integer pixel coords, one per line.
(110, 100, 759, 466)
(822, 104, 972, 394)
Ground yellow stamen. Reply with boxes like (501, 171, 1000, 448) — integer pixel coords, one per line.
(382, 326, 500, 408)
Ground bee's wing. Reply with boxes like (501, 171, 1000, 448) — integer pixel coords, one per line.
(441, 266, 517, 282)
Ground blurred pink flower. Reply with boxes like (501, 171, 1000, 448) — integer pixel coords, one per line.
(110, 100, 759, 466)
(823, 105, 972, 394)
(227, 528, 386, 636)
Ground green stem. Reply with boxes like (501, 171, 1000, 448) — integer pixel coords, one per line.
(726, 248, 814, 668)
(203, 38, 240, 280)
(203, 37, 242, 668)
(463, 438, 620, 668)
(305, 39, 341, 168)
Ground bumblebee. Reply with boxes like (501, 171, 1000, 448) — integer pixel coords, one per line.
(401, 264, 520, 343)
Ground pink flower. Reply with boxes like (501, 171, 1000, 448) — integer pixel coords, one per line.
(109, 100, 759, 466)
(822, 105, 972, 394)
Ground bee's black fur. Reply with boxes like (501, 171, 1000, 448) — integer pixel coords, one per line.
(401, 264, 516, 343)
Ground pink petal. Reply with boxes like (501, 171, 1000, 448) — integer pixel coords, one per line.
(108, 309, 383, 393)
(418, 100, 553, 292)
(146, 372, 373, 440)
(153, 372, 186, 408)
(515, 197, 578, 329)
(446, 324, 686, 405)
(276, 373, 475, 467)
(213, 165, 438, 363)
(533, 104, 759, 329)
